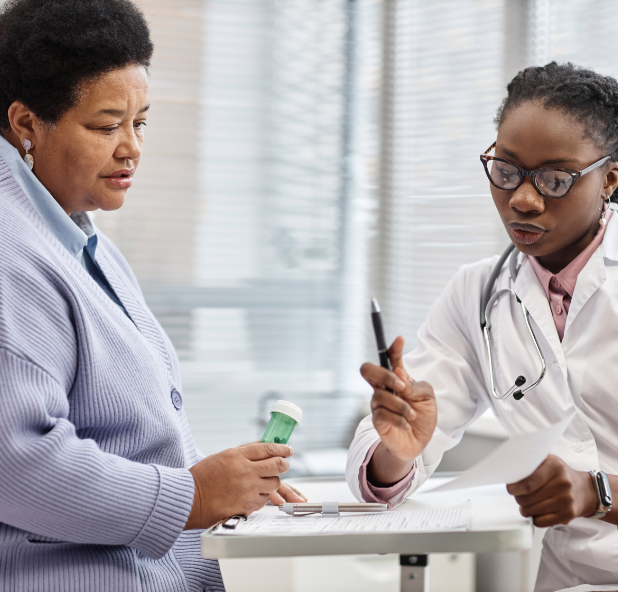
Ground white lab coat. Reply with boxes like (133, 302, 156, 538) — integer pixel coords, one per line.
(347, 214, 618, 592)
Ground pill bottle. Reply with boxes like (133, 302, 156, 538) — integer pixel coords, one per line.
(261, 400, 303, 445)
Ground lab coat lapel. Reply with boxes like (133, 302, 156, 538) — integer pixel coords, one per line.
(563, 246, 606, 338)
(514, 258, 568, 380)
(563, 213, 618, 340)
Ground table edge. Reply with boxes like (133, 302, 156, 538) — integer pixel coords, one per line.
(200, 524, 533, 559)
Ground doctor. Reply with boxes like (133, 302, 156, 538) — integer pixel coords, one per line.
(347, 62, 618, 592)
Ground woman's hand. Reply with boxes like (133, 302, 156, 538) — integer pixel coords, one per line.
(269, 482, 307, 505)
(507, 455, 598, 527)
(360, 336, 437, 486)
(184, 442, 293, 530)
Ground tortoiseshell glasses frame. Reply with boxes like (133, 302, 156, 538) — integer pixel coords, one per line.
(480, 141, 610, 199)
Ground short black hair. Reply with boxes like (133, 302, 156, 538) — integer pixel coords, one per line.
(0, 0, 153, 132)
(497, 62, 618, 156)
(496, 62, 618, 201)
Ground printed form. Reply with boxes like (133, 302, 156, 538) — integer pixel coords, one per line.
(214, 501, 472, 536)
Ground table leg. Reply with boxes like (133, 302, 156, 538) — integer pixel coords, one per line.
(519, 548, 531, 592)
(400, 554, 428, 592)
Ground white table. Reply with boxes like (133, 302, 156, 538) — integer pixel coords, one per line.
(201, 475, 533, 592)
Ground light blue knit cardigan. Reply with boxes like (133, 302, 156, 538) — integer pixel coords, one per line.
(0, 155, 224, 591)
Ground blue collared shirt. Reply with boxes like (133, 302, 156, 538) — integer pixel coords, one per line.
(0, 135, 126, 313)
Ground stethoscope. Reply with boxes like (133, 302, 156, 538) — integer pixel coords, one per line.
(480, 243, 547, 401)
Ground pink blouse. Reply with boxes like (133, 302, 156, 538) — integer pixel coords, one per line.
(528, 208, 612, 341)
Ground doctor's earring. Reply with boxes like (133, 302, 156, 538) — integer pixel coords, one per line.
(22, 139, 34, 171)
(599, 198, 610, 226)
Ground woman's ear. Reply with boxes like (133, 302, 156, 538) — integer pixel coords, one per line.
(603, 160, 618, 200)
(6, 101, 37, 153)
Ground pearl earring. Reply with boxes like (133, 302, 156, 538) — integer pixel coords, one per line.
(22, 139, 33, 171)
(600, 199, 609, 226)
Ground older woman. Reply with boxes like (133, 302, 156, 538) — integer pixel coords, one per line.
(0, 1, 303, 590)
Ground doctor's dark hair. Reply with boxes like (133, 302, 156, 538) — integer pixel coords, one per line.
(0, 0, 153, 132)
(496, 62, 618, 202)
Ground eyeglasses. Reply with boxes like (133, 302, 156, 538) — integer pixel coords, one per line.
(480, 141, 610, 199)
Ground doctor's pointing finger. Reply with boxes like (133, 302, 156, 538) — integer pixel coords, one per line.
(360, 336, 437, 488)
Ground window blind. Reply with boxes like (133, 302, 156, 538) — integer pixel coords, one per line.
(373, 0, 509, 348)
(531, 0, 618, 77)
(95, 0, 381, 456)
(374, 0, 618, 353)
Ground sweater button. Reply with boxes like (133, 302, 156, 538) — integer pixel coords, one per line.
(171, 389, 183, 410)
(572, 440, 584, 453)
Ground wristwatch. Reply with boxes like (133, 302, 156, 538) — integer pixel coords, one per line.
(588, 470, 612, 519)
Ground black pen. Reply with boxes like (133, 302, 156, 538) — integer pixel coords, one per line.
(371, 298, 395, 393)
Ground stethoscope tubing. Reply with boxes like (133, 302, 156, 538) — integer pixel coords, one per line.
(481, 244, 547, 400)
(517, 298, 547, 397)
(480, 244, 515, 327)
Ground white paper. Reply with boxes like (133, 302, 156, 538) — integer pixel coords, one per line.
(427, 414, 575, 493)
(555, 586, 618, 592)
(214, 501, 473, 536)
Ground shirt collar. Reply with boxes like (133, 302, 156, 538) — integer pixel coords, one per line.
(528, 206, 613, 299)
(0, 135, 89, 259)
(600, 206, 618, 262)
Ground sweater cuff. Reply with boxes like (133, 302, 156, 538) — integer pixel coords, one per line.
(130, 465, 195, 559)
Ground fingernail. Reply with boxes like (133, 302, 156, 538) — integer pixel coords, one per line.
(395, 378, 406, 390)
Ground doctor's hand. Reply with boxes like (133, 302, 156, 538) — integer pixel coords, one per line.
(360, 336, 437, 487)
(184, 442, 293, 530)
(507, 455, 598, 527)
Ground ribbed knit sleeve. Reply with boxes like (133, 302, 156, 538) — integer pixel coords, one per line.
(0, 347, 194, 560)
(131, 465, 195, 559)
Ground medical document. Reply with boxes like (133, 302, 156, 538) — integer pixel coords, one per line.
(214, 501, 472, 536)
(427, 413, 576, 493)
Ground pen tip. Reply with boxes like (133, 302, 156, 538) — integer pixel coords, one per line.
(371, 298, 380, 313)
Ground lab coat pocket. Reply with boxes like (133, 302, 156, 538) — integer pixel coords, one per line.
(561, 518, 618, 573)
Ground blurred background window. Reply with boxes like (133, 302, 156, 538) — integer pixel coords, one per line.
(91, 0, 617, 477)
(96, 0, 381, 463)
